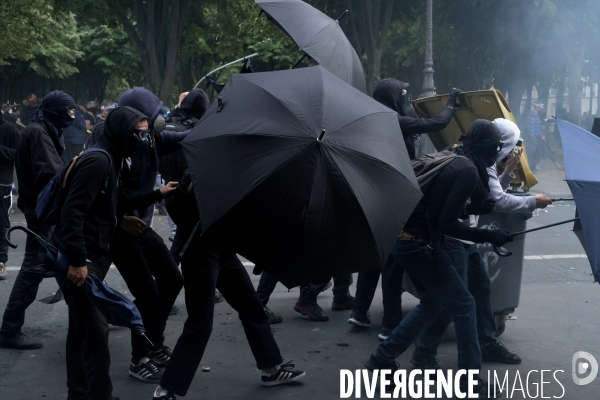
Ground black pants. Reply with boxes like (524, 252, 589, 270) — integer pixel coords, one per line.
(0, 185, 12, 264)
(107, 227, 183, 363)
(1, 207, 51, 335)
(352, 253, 404, 330)
(58, 260, 112, 400)
(256, 271, 278, 307)
(161, 234, 283, 396)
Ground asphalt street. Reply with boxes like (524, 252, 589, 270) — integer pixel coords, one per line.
(1, 165, 599, 400)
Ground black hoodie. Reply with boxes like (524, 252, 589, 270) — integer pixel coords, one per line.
(0, 112, 19, 185)
(58, 107, 148, 267)
(373, 79, 454, 160)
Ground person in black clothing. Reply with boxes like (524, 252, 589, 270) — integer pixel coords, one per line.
(348, 79, 462, 339)
(363, 119, 513, 398)
(106, 87, 186, 383)
(61, 108, 87, 163)
(153, 177, 306, 400)
(55, 106, 166, 400)
(0, 90, 75, 350)
(16, 93, 38, 130)
(0, 112, 19, 280)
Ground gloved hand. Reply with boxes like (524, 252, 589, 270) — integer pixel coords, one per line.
(465, 199, 496, 216)
(446, 88, 463, 108)
(486, 229, 513, 247)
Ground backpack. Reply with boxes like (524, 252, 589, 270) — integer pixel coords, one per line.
(164, 169, 199, 231)
(159, 116, 198, 182)
(36, 148, 112, 226)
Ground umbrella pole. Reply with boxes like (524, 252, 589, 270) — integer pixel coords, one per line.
(336, 9, 349, 22)
(141, 333, 154, 347)
(292, 53, 308, 69)
(193, 53, 259, 89)
(494, 218, 580, 257)
(549, 198, 575, 202)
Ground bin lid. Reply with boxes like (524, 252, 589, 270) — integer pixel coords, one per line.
(412, 90, 538, 190)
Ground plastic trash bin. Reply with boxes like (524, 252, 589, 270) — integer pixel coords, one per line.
(401, 210, 531, 337)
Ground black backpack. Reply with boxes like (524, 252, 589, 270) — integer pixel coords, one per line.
(164, 170, 199, 232)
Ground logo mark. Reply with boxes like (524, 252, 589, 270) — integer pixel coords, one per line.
(572, 351, 598, 385)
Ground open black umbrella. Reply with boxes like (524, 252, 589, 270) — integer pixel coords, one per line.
(181, 66, 422, 287)
(255, 0, 367, 93)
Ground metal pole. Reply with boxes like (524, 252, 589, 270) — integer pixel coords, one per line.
(193, 53, 259, 89)
(420, 0, 435, 98)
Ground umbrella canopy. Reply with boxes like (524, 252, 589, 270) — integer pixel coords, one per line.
(7, 226, 146, 333)
(182, 66, 422, 287)
(255, 0, 367, 93)
(556, 119, 600, 282)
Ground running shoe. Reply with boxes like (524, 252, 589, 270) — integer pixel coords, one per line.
(129, 357, 163, 383)
(261, 361, 306, 386)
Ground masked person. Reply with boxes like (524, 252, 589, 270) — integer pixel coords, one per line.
(411, 119, 552, 370)
(348, 80, 462, 339)
(363, 119, 513, 399)
(0, 90, 75, 350)
(55, 106, 159, 400)
(0, 111, 19, 281)
(105, 87, 185, 383)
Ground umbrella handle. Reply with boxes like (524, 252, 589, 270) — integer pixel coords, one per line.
(6, 226, 37, 249)
(493, 244, 513, 258)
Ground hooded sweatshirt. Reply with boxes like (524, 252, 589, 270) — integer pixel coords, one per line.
(118, 87, 190, 225)
(58, 107, 149, 267)
(16, 91, 75, 211)
(373, 79, 454, 160)
(171, 89, 210, 120)
(0, 112, 19, 185)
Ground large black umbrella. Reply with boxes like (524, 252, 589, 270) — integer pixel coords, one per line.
(255, 0, 367, 93)
(181, 66, 422, 287)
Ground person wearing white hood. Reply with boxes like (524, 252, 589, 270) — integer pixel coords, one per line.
(411, 118, 552, 369)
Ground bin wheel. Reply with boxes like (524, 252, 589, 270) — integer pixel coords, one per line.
(496, 323, 506, 337)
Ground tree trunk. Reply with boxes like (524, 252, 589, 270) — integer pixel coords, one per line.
(567, 43, 586, 126)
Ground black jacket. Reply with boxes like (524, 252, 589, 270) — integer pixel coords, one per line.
(0, 112, 19, 185)
(15, 122, 63, 211)
(58, 107, 150, 267)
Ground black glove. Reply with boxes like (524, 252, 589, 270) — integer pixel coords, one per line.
(465, 199, 496, 216)
(485, 229, 514, 247)
(446, 88, 463, 108)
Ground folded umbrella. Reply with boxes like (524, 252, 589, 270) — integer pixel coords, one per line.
(182, 66, 422, 288)
(7, 226, 150, 339)
(255, 0, 367, 93)
(556, 119, 600, 282)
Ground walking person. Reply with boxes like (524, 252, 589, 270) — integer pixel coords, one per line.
(363, 120, 513, 398)
(527, 103, 544, 171)
(0, 111, 19, 280)
(349, 79, 462, 340)
(56, 106, 150, 400)
(61, 107, 87, 163)
(0, 91, 75, 350)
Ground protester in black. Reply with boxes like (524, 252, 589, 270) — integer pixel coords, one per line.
(55, 106, 152, 400)
(364, 120, 512, 398)
(0, 112, 18, 280)
(349, 79, 461, 339)
(61, 108, 87, 163)
(106, 87, 185, 383)
(0, 90, 75, 350)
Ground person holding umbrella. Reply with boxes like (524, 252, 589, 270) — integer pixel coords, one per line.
(364, 120, 513, 398)
(55, 106, 153, 400)
(349, 79, 461, 339)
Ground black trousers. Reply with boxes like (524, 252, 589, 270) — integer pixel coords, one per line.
(161, 234, 283, 396)
(1, 207, 51, 335)
(107, 227, 183, 363)
(58, 260, 112, 400)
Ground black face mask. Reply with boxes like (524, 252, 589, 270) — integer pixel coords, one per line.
(126, 138, 148, 158)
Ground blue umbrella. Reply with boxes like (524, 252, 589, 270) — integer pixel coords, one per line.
(556, 119, 600, 283)
(6, 226, 152, 342)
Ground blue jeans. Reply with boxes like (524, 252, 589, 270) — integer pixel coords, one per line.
(374, 238, 481, 373)
(353, 253, 404, 329)
(415, 238, 497, 358)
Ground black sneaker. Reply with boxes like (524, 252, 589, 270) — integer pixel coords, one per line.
(148, 346, 172, 367)
(378, 326, 392, 341)
(264, 306, 283, 324)
(462, 378, 504, 399)
(153, 387, 176, 399)
(294, 301, 329, 321)
(410, 350, 440, 369)
(481, 341, 522, 364)
(332, 295, 355, 311)
(215, 290, 224, 304)
(129, 357, 163, 382)
(348, 311, 371, 328)
(364, 354, 400, 372)
(0, 332, 43, 349)
(261, 361, 306, 386)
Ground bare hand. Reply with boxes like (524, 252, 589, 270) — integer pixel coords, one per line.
(67, 265, 88, 287)
(160, 181, 178, 198)
(122, 215, 147, 236)
(178, 92, 189, 107)
(535, 194, 552, 209)
(504, 148, 523, 175)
